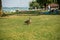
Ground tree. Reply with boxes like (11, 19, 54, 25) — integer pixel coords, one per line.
(0, 0, 2, 16)
(36, 0, 58, 9)
(36, 0, 47, 8)
(29, 1, 39, 9)
(57, 0, 60, 9)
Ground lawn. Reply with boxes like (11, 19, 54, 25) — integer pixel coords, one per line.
(0, 15, 60, 40)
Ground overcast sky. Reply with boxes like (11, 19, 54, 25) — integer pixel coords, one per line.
(2, 0, 32, 7)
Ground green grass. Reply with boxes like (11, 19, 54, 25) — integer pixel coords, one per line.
(0, 15, 60, 40)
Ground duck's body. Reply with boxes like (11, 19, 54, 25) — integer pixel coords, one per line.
(25, 18, 31, 25)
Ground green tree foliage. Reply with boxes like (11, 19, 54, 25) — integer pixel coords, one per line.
(36, 0, 47, 7)
(29, 1, 39, 9)
(57, 0, 60, 9)
(36, 0, 58, 8)
(36, 0, 46, 5)
(0, 0, 2, 16)
(36, 0, 57, 5)
(0, 0, 2, 10)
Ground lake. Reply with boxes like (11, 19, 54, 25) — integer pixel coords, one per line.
(2, 7, 29, 12)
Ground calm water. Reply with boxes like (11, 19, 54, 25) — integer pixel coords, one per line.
(2, 7, 29, 12)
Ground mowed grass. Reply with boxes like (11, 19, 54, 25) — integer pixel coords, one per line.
(0, 15, 60, 40)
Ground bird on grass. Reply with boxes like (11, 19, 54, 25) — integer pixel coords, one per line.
(24, 17, 31, 25)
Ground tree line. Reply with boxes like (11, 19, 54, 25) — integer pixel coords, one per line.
(29, 0, 60, 9)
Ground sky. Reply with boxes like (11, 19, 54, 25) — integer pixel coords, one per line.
(2, 0, 33, 7)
